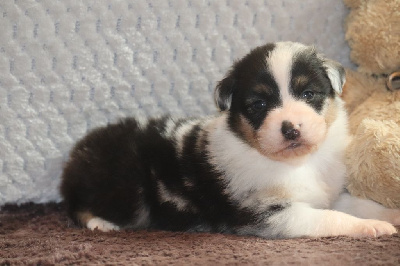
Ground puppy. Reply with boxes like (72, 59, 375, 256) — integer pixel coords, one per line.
(61, 42, 400, 238)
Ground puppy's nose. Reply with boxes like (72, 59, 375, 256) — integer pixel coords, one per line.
(281, 120, 300, 140)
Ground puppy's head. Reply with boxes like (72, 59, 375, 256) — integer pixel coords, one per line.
(215, 42, 345, 162)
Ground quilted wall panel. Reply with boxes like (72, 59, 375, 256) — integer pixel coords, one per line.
(0, 0, 352, 205)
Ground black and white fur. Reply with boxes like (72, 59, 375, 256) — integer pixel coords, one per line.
(61, 42, 400, 238)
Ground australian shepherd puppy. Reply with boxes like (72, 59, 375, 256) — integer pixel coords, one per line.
(61, 42, 400, 238)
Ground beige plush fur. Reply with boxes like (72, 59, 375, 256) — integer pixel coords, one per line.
(342, 0, 400, 209)
(344, 0, 400, 75)
(344, 72, 400, 208)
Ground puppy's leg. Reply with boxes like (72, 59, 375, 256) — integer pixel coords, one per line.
(264, 202, 397, 238)
(333, 192, 400, 225)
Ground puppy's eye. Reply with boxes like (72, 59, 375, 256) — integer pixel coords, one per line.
(302, 90, 315, 101)
(250, 100, 267, 111)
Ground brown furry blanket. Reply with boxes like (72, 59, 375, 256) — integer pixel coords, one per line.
(1, 203, 399, 265)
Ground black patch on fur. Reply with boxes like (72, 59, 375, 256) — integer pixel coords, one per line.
(61, 116, 266, 233)
(215, 44, 283, 142)
(179, 125, 257, 231)
(290, 49, 335, 112)
(61, 118, 151, 226)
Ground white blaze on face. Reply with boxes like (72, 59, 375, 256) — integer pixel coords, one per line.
(267, 42, 306, 102)
(257, 42, 328, 161)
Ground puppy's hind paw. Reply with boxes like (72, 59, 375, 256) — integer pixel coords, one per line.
(354, 219, 397, 237)
(87, 217, 120, 232)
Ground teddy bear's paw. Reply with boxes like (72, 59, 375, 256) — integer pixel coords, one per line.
(352, 219, 397, 237)
(381, 209, 400, 225)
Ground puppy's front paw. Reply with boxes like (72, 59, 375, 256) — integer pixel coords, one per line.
(353, 219, 397, 237)
(87, 217, 120, 232)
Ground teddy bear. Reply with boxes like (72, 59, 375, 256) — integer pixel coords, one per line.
(340, 0, 400, 209)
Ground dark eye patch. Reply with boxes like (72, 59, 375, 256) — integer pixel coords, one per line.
(244, 95, 268, 115)
(293, 82, 328, 112)
(240, 86, 281, 130)
(290, 53, 333, 112)
(236, 69, 282, 130)
(225, 43, 282, 138)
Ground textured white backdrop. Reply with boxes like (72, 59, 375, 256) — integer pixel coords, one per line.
(0, 0, 352, 205)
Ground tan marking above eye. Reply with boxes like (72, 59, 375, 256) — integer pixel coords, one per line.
(293, 75, 309, 88)
(253, 84, 273, 94)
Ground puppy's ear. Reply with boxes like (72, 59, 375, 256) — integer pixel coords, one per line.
(214, 73, 236, 111)
(323, 59, 346, 95)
